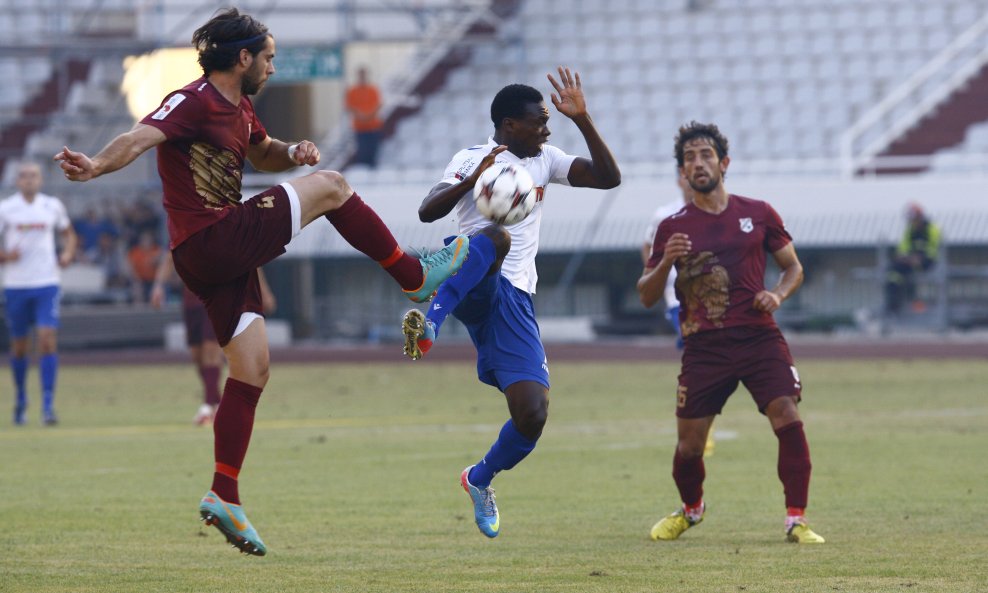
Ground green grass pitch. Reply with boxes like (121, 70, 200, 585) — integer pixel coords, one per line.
(1, 359, 985, 592)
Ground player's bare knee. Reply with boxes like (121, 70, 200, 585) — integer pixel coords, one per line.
(36, 330, 57, 354)
(481, 224, 512, 260)
(252, 361, 271, 388)
(766, 395, 800, 428)
(515, 403, 548, 438)
(11, 340, 29, 358)
(313, 170, 353, 211)
(677, 441, 706, 459)
(243, 353, 270, 387)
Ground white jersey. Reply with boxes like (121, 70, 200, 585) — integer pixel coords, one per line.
(441, 137, 576, 294)
(0, 192, 70, 289)
(644, 200, 686, 310)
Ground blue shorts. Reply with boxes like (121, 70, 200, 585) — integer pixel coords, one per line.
(453, 272, 549, 392)
(5, 285, 61, 337)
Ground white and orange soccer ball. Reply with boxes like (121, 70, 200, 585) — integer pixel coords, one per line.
(472, 162, 536, 226)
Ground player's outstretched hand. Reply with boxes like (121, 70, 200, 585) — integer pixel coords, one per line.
(469, 145, 508, 185)
(661, 233, 692, 266)
(548, 66, 586, 120)
(290, 140, 320, 166)
(54, 146, 95, 182)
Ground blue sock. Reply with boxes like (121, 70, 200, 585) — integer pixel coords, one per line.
(40, 353, 57, 413)
(427, 234, 496, 335)
(468, 419, 537, 488)
(11, 356, 27, 409)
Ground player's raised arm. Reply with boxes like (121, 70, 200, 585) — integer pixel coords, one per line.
(418, 145, 507, 222)
(547, 67, 620, 190)
(54, 123, 166, 182)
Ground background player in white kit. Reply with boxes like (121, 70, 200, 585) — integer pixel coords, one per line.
(641, 173, 715, 457)
(641, 173, 692, 349)
(401, 67, 620, 538)
(0, 161, 77, 425)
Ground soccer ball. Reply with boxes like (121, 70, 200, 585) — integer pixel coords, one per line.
(472, 162, 536, 226)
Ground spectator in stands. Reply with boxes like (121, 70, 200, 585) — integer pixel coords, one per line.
(345, 66, 384, 168)
(0, 161, 77, 426)
(94, 230, 130, 296)
(122, 196, 163, 248)
(885, 203, 941, 315)
(55, 7, 468, 556)
(127, 229, 162, 303)
(73, 206, 119, 262)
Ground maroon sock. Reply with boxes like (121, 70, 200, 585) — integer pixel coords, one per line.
(210, 377, 262, 504)
(200, 365, 221, 406)
(324, 192, 423, 289)
(672, 449, 705, 507)
(775, 420, 812, 509)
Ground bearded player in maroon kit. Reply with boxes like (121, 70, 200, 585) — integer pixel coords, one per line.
(55, 8, 468, 556)
(638, 122, 824, 544)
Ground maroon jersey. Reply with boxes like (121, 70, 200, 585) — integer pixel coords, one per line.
(648, 194, 793, 338)
(140, 77, 267, 249)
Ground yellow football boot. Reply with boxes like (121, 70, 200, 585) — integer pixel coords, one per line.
(786, 522, 825, 544)
(650, 506, 704, 541)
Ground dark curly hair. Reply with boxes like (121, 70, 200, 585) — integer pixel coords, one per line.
(674, 121, 729, 167)
(191, 8, 270, 76)
(490, 84, 543, 129)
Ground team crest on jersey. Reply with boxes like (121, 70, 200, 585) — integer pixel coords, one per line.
(739, 217, 753, 233)
(151, 94, 186, 120)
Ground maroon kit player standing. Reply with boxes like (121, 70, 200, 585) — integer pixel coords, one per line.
(638, 122, 824, 544)
(55, 8, 468, 556)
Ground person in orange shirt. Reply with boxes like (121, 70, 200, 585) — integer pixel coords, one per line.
(128, 229, 162, 303)
(345, 66, 384, 167)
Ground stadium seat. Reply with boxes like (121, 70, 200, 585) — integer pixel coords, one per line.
(894, 29, 923, 54)
(950, 2, 980, 27)
(635, 14, 663, 38)
(893, 5, 922, 29)
(863, 5, 889, 31)
(923, 29, 952, 53)
(867, 30, 895, 54)
(920, 3, 948, 27)
(804, 9, 832, 33)
(371, 0, 987, 166)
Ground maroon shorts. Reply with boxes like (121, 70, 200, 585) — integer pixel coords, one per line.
(676, 325, 802, 418)
(183, 299, 217, 346)
(173, 185, 293, 346)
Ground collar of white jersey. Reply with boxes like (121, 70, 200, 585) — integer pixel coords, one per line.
(14, 192, 42, 205)
(486, 137, 526, 163)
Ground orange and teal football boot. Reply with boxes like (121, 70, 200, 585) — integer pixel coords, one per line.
(461, 466, 499, 538)
(199, 490, 267, 556)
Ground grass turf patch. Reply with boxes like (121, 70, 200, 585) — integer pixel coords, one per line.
(0, 360, 984, 592)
